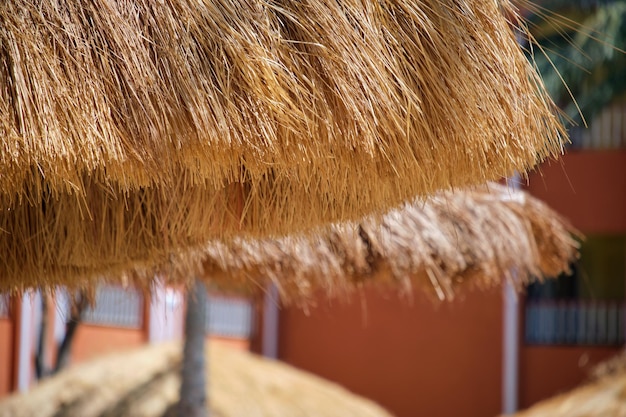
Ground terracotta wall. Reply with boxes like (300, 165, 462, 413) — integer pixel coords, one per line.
(526, 150, 626, 234)
(205, 336, 250, 351)
(70, 324, 147, 364)
(279, 287, 503, 417)
(0, 318, 13, 397)
(70, 324, 250, 365)
(520, 150, 626, 408)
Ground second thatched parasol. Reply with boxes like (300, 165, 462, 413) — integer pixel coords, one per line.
(0, 342, 393, 417)
(506, 351, 626, 417)
(61, 184, 577, 302)
(193, 183, 579, 301)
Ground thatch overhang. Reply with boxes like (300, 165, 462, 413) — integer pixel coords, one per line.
(193, 184, 578, 301)
(1, 0, 564, 204)
(1, 182, 578, 294)
(59, 184, 578, 301)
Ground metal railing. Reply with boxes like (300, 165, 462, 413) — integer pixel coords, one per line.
(569, 101, 626, 150)
(205, 295, 254, 339)
(62, 286, 253, 337)
(525, 300, 626, 346)
(80, 286, 144, 329)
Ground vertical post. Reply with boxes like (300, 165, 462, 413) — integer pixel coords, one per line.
(503, 279, 519, 414)
(149, 284, 167, 344)
(502, 177, 520, 414)
(16, 293, 33, 392)
(34, 292, 49, 379)
(149, 285, 185, 343)
(621, 242, 626, 346)
(179, 280, 208, 417)
(262, 283, 279, 359)
(10, 295, 22, 392)
(53, 291, 67, 346)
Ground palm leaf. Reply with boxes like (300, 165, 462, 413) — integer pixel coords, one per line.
(526, 1, 626, 124)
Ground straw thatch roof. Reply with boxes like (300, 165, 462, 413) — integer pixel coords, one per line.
(0, 183, 578, 293)
(1, 0, 564, 205)
(0, 342, 393, 417)
(114, 183, 577, 302)
(200, 184, 578, 301)
(0, 0, 568, 288)
(508, 352, 626, 417)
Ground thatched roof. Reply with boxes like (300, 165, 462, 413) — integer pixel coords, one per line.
(104, 184, 577, 302)
(0, 0, 569, 287)
(198, 184, 578, 301)
(1, 0, 564, 205)
(509, 352, 626, 417)
(0, 342, 393, 417)
(0, 183, 578, 293)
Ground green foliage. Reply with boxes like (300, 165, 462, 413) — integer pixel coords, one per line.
(527, 1, 626, 124)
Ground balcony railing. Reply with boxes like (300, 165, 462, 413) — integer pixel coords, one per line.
(59, 286, 254, 338)
(76, 286, 144, 329)
(569, 101, 626, 150)
(205, 295, 254, 339)
(525, 300, 626, 346)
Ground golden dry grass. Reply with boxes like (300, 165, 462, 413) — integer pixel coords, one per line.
(73, 183, 577, 303)
(1, 0, 564, 203)
(0, 184, 578, 294)
(192, 183, 579, 302)
(0, 0, 568, 288)
(0, 342, 394, 417)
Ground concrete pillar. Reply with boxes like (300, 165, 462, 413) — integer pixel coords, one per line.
(262, 283, 279, 359)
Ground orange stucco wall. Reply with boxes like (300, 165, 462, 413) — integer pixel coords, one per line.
(70, 324, 147, 364)
(527, 150, 626, 234)
(520, 149, 626, 408)
(206, 336, 250, 351)
(71, 325, 249, 366)
(279, 287, 503, 417)
(0, 318, 13, 397)
(519, 345, 620, 408)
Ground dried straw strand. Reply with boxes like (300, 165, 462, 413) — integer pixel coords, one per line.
(2, 185, 577, 300)
(1, 0, 564, 203)
(196, 184, 579, 302)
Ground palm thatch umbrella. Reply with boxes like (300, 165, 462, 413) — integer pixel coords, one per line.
(87, 184, 577, 302)
(1, 0, 564, 202)
(1, 184, 578, 293)
(0, 342, 393, 417)
(0, 0, 569, 289)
